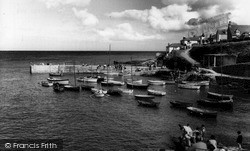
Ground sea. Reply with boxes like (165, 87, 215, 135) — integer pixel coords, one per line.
(0, 51, 249, 151)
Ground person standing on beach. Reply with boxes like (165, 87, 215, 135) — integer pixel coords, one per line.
(201, 125, 206, 140)
(237, 131, 243, 150)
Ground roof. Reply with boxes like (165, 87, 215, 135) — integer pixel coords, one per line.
(229, 25, 250, 35)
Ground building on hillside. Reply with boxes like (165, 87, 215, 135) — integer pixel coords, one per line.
(216, 29, 227, 42)
(166, 43, 184, 53)
(180, 37, 200, 48)
(227, 22, 250, 41)
(203, 54, 237, 68)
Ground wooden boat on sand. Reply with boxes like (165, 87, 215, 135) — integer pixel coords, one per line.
(187, 107, 217, 118)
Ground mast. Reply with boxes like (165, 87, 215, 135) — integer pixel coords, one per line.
(74, 61, 76, 86)
(107, 44, 111, 84)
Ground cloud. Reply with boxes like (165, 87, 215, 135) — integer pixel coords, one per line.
(41, 0, 91, 8)
(72, 7, 99, 26)
(96, 23, 164, 41)
(108, 5, 199, 32)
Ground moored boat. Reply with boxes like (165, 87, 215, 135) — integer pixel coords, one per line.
(197, 99, 233, 108)
(165, 80, 176, 84)
(107, 89, 122, 96)
(41, 81, 53, 87)
(101, 81, 114, 86)
(134, 95, 155, 100)
(94, 91, 105, 98)
(49, 72, 63, 76)
(117, 88, 133, 94)
(147, 80, 166, 86)
(47, 77, 69, 85)
(147, 89, 166, 96)
(178, 83, 200, 90)
(136, 99, 160, 108)
(207, 91, 233, 100)
(186, 107, 217, 118)
(126, 79, 142, 84)
(170, 100, 193, 108)
(109, 80, 125, 86)
(77, 77, 98, 83)
(182, 80, 209, 86)
(126, 82, 149, 89)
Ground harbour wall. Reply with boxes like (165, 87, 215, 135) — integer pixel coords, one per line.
(30, 64, 152, 74)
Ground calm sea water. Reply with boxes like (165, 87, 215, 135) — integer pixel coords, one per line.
(0, 51, 249, 151)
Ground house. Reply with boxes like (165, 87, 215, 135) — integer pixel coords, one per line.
(180, 36, 200, 47)
(227, 22, 250, 41)
(166, 43, 184, 53)
(216, 29, 227, 42)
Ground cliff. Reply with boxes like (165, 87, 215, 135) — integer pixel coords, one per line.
(189, 40, 250, 64)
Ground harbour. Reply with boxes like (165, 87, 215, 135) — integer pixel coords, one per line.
(0, 51, 250, 150)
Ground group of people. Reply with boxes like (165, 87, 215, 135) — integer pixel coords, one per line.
(176, 124, 244, 151)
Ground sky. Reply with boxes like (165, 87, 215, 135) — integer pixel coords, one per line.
(1, 0, 250, 51)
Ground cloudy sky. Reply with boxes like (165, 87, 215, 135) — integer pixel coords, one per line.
(0, 0, 250, 51)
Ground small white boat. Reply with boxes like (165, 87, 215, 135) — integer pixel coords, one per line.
(147, 89, 166, 96)
(178, 83, 200, 90)
(91, 88, 107, 94)
(94, 91, 105, 98)
(109, 80, 125, 86)
(77, 77, 98, 83)
(47, 77, 69, 85)
(148, 80, 166, 86)
(118, 88, 133, 94)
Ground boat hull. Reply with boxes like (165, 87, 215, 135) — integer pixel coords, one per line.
(178, 84, 200, 90)
(207, 92, 233, 100)
(126, 82, 148, 89)
(170, 101, 193, 108)
(197, 99, 233, 108)
(187, 107, 217, 118)
(148, 80, 165, 86)
(47, 78, 69, 85)
(64, 85, 81, 92)
(137, 100, 160, 108)
(147, 89, 166, 96)
(134, 95, 155, 100)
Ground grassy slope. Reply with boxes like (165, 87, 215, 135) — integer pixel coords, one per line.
(189, 40, 250, 64)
